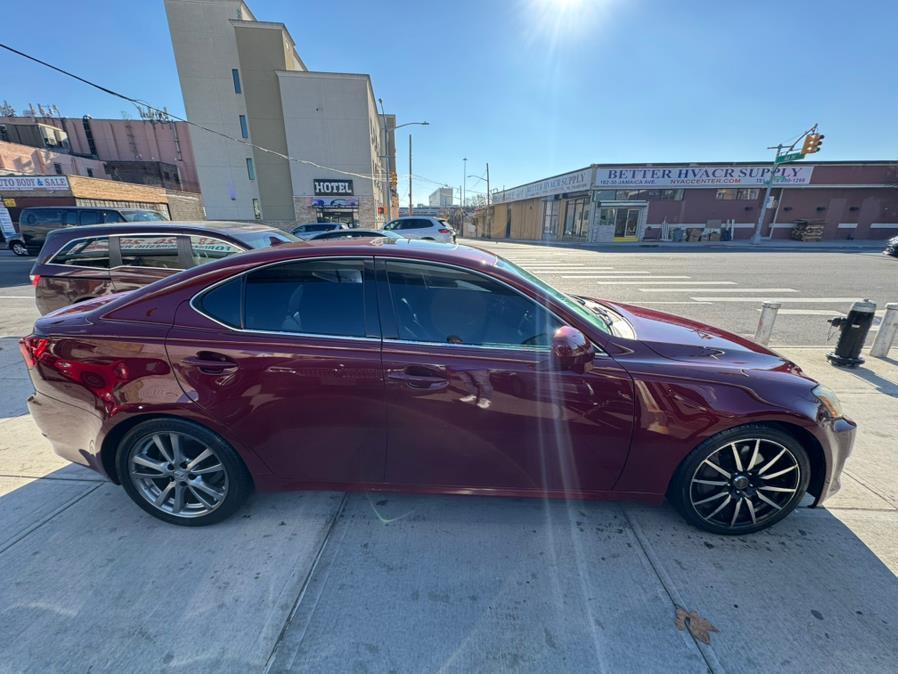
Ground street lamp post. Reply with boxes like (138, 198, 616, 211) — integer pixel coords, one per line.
(388, 120, 429, 218)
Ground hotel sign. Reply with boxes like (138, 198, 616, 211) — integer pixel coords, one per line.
(492, 168, 592, 204)
(0, 175, 70, 191)
(594, 165, 815, 188)
(313, 179, 354, 196)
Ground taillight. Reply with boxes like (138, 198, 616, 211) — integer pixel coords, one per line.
(19, 336, 49, 368)
(438, 228, 451, 234)
(30, 274, 41, 287)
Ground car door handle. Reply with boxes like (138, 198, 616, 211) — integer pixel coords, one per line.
(183, 354, 238, 374)
(387, 367, 448, 390)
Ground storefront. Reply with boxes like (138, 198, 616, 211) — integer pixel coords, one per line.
(309, 178, 359, 226)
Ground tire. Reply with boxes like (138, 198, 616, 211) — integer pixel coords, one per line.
(668, 424, 810, 535)
(10, 241, 29, 256)
(115, 418, 253, 526)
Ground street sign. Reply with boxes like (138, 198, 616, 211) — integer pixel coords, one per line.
(776, 152, 805, 164)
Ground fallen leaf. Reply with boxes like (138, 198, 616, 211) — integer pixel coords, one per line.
(675, 607, 720, 645)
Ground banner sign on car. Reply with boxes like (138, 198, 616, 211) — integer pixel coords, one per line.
(0, 175, 70, 191)
(0, 206, 16, 240)
(313, 179, 354, 196)
(594, 165, 815, 188)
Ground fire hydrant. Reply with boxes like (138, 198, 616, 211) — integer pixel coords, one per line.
(826, 299, 876, 367)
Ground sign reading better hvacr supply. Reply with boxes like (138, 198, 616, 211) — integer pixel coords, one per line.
(595, 165, 815, 188)
(313, 179, 354, 196)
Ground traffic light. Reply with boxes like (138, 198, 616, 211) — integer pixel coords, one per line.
(801, 133, 824, 154)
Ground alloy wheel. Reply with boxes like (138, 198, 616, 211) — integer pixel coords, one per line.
(688, 438, 801, 530)
(11, 242, 28, 256)
(128, 431, 229, 518)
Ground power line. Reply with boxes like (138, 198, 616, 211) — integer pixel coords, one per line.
(0, 41, 395, 184)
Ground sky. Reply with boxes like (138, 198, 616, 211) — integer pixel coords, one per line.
(1, 0, 897, 204)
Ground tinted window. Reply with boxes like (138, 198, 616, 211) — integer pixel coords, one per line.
(190, 235, 243, 265)
(386, 261, 561, 347)
(230, 229, 297, 249)
(102, 210, 124, 223)
(400, 219, 431, 230)
(79, 210, 102, 225)
(50, 237, 110, 268)
(121, 210, 167, 222)
(197, 277, 242, 328)
(22, 209, 64, 225)
(244, 260, 366, 337)
(118, 235, 186, 269)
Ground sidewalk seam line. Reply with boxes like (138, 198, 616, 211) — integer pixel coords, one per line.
(0, 473, 106, 482)
(841, 470, 895, 508)
(0, 482, 103, 555)
(622, 505, 722, 674)
(262, 491, 349, 673)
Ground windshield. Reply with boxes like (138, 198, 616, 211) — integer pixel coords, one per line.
(496, 256, 611, 335)
(230, 229, 299, 249)
(122, 211, 167, 222)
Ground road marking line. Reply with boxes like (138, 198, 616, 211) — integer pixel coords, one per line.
(584, 281, 736, 285)
(564, 275, 693, 279)
(690, 297, 862, 303)
(636, 301, 714, 305)
(638, 288, 798, 293)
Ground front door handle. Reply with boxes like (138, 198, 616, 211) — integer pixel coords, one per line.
(183, 353, 238, 374)
(387, 366, 448, 390)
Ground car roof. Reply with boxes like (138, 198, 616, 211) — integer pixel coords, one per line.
(21, 205, 156, 212)
(46, 220, 285, 237)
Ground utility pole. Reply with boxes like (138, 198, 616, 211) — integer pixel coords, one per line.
(408, 133, 413, 215)
(485, 162, 490, 238)
(751, 145, 783, 245)
(462, 157, 467, 209)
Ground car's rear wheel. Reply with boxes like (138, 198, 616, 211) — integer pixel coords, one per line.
(10, 241, 28, 256)
(669, 425, 810, 535)
(116, 419, 252, 526)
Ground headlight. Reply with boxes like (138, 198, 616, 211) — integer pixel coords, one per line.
(813, 384, 843, 419)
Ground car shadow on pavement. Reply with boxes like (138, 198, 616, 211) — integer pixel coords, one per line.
(0, 476, 895, 672)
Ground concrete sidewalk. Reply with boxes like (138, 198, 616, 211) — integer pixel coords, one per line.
(462, 237, 891, 253)
(0, 342, 895, 672)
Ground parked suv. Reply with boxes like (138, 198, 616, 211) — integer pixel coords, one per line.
(11, 206, 169, 256)
(291, 222, 349, 240)
(29, 221, 297, 314)
(383, 216, 456, 243)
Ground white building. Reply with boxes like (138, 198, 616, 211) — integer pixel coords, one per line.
(164, 0, 395, 227)
(428, 186, 454, 208)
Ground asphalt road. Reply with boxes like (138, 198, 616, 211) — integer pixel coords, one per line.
(467, 241, 898, 347)
(2, 244, 894, 344)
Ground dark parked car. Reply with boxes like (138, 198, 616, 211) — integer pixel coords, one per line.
(884, 235, 898, 257)
(29, 221, 298, 315)
(21, 239, 855, 533)
(291, 222, 349, 240)
(308, 228, 404, 241)
(11, 206, 170, 256)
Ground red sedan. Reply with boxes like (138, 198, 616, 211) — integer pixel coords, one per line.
(20, 239, 856, 534)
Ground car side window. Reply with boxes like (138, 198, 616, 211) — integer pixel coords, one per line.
(64, 210, 79, 226)
(383, 220, 400, 231)
(189, 235, 243, 265)
(102, 210, 125, 223)
(243, 259, 367, 337)
(196, 277, 242, 328)
(79, 210, 103, 226)
(385, 261, 562, 348)
(117, 235, 187, 269)
(49, 237, 110, 269)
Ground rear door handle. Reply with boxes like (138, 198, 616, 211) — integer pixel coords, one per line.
(387, 367, 448, 390)
(183, 354, 238, 374)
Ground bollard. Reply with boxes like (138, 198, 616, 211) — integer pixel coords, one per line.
(870, 303, 898, 358)
(754, 301, 781, 345)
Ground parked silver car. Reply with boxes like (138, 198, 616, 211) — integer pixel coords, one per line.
(383, 217, 456, 243)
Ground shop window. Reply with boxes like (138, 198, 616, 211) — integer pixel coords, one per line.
(246, 157, 255, 181)
(53, 163, 63, 175)
(232, 68, 242, 94)
(717, 188, 760, 200)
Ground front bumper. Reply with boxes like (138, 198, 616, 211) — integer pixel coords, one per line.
(813, 416, 857, 505)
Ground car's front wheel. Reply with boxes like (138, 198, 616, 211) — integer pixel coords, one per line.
(10, 241, 29, 256)
(669, 425, 810, 535)
(116, 419, 253, 526)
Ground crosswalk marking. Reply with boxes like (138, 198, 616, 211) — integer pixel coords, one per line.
(638, 288, 798, 293)
(690, 297, 860, 303)
(637, 301, 714, 305)
(584, 281, 736, 285)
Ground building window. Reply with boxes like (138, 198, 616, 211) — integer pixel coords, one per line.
(86, 168, 94, 178)
(252, 198, 262, 220)
(246, 157, 255, 180)
(239, 115, 249, 139)
(716, 188, 760, 200)
(53, 163, 63, 175)
(232, 68, 242, 94)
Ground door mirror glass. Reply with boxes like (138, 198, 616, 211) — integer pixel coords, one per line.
(552, 325, 594, 370)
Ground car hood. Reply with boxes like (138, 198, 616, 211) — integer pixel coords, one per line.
(598, 300, 805, 374)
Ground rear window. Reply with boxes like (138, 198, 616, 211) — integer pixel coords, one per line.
(49, 237, 110, 268)
(118, 235, 185, 269)
(230, 229, 298, 249)
(196, 277, 242, 328)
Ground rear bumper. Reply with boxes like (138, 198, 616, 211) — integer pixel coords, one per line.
(814, 416, 857, 505)
(27, 391, 108, 478)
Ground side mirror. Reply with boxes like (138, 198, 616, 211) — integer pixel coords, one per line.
(552, 325, 595, 371)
